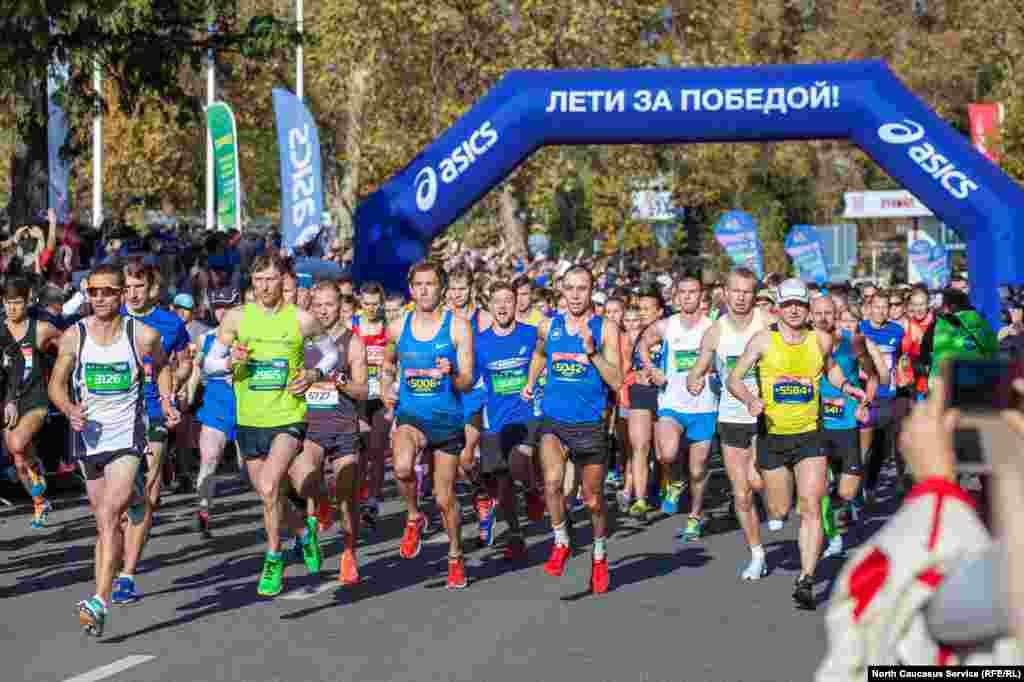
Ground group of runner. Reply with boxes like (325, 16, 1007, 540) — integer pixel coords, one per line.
(3, 250, 990, 637)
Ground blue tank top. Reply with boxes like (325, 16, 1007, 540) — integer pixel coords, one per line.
(476, 323, 538, 433)
(859, 321, 904, 400)
(541, 314, 607, 424)
(631, 325, 664, 372)
(820, 330, 860, 431)
(396, 312, 462, 438)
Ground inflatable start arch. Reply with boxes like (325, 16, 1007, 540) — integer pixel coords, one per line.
(353, 60, 1024, 325)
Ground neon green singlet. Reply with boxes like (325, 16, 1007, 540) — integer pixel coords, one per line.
(234, 303, 306, 427)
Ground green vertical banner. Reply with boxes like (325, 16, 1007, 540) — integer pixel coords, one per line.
(206, 101, 241, 231)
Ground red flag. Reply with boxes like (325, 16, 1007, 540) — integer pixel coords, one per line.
(968, 103, 1004, 164)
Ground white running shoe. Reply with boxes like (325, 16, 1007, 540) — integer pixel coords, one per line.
(741, 555, 768, 581)
(767, 519, 785, 532)
(823, 534, 844, 559)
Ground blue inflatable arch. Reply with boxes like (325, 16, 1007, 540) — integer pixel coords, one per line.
(353, 60, 1024, 325)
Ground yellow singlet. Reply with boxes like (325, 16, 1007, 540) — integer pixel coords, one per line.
(758, 327, 824, 436)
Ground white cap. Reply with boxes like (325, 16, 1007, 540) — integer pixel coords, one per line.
(777, 278, 810, 305)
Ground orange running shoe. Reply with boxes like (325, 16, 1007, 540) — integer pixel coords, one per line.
(503, 535, 527, 561)
(315, 498, 336, 533)
(447, 556, 467, 590)
(338, 548, 360, 586)
(591, 558, 610, 594)
(399, 514, 426, 559)
(526, 490, 545, 523)
(544, 544, 571, 577)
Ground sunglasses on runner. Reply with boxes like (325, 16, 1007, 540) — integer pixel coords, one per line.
(86, 286, 123, 298)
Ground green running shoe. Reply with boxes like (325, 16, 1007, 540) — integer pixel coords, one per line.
(302, 516, 322, 574)
(628, 498, 655, 522)
(677, 515, 706, 543)
(257, 554, 285, 597)
(78, 597, 107, 637)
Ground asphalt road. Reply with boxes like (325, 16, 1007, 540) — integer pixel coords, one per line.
(0, 470, 903, 682)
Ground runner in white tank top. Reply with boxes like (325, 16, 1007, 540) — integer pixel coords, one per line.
(47, 264, 180, 637)
(687, 268, 768, 580)
(640, 275, 718, 542)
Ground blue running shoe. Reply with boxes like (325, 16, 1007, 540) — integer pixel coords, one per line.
(676, 515, 706, 543)
(111, 576, 140, 605)
(31, 499, 51, 529)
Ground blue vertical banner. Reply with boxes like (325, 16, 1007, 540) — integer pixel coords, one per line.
(929, 244, 950, 289)
(272, 88, 323, 250)
(784, 224, 829, 284)
(47, 60, 71, 223)
(713, 210, 764, 279)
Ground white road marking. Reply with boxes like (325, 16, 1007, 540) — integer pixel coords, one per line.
(64, 655, 155, 682)
(280, 580, 338, 600)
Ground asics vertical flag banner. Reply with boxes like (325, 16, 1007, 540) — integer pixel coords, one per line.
(713, 210, 764, 279)
(272, 88, 324, 250)
(353, 61, 1024, 325)
(206, 102, 241, 231)
(968, 103, 1004, 165)
(47, 57, 70, 222)
(784, 224, 829, 284)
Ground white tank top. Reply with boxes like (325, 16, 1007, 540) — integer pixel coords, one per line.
(659, 314, 718, 414)
(73, 317, 145, 457)
(715, 309, 765, 425)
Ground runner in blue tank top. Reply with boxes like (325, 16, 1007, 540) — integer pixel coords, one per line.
(858, 293, 907, 500)
(474, 282, 540, 557)
(383, 261, 475, 590)
(524, 265, 623, 595)
(812, 296, 881, 558)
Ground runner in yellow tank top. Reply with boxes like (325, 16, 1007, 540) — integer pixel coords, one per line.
(210, 254, 341, 597)
(727, 280, 865, 610)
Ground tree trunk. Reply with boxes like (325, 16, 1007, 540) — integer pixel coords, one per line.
(336, 49, 374, 242)
(9, 73, 48, 228)
(499, 184, 528, 260)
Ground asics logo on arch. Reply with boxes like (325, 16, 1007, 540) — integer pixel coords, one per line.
(414, 121, 500, 212)
(877, 119, 979, 200)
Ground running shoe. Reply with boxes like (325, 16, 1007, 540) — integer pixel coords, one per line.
(504, 534, 527, 561)
(616, 490, 633, 513)
(257, 554, 285, 597)
(740, 554, 768, 581)
(447, 556, 467, 590)
(823, 534, 844, 559)
(661, 481, 683, 515)
(111, 576, 139, 605)
(677, 515, 706, 543)
(302, 517, 322, 574)
(338, 548, 359, 586)
(477, 495, 496, 547)
(605, 470, 623, 488)
(359, 501, 379, 532)
(628, 498, 655, 522)
(544, 544, 571, 577)
(27, 465, 47, 498)
(316, 498, 336, 533)
(195, 510, 212, 539)
(77, 597, 107, 637)
(30, 499, 51, 529)
(793, 574, 815, 610)
(399, 514, 426, 559)
(591, 558, 610, 594)
(525, 490, 545, 523)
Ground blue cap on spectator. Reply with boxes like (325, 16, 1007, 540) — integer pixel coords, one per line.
(172, 293, 194, 310)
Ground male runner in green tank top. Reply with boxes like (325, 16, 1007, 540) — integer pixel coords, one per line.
(207, 254, 340, 596)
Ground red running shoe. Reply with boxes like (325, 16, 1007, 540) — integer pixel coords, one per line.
(544, 544, 571, 577)
(591, 558, 610, 594)
(338, 548, 360, 586)
(447, 556, 467, 590)
(399, 514, 426, 559)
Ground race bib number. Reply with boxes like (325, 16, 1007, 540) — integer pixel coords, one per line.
(725, 355, 756, 381)
(84, 361, 132, 395)
(772, 377, 814, 404)
(248, 359, 289, 392)
(551, 352, 588, 380)
(822, 398, 846, 420)
(674, 350, 698, 372)
(492, 369, 527, 396)
(404, 367, 443, 395)
(306, 388, 340, 409)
